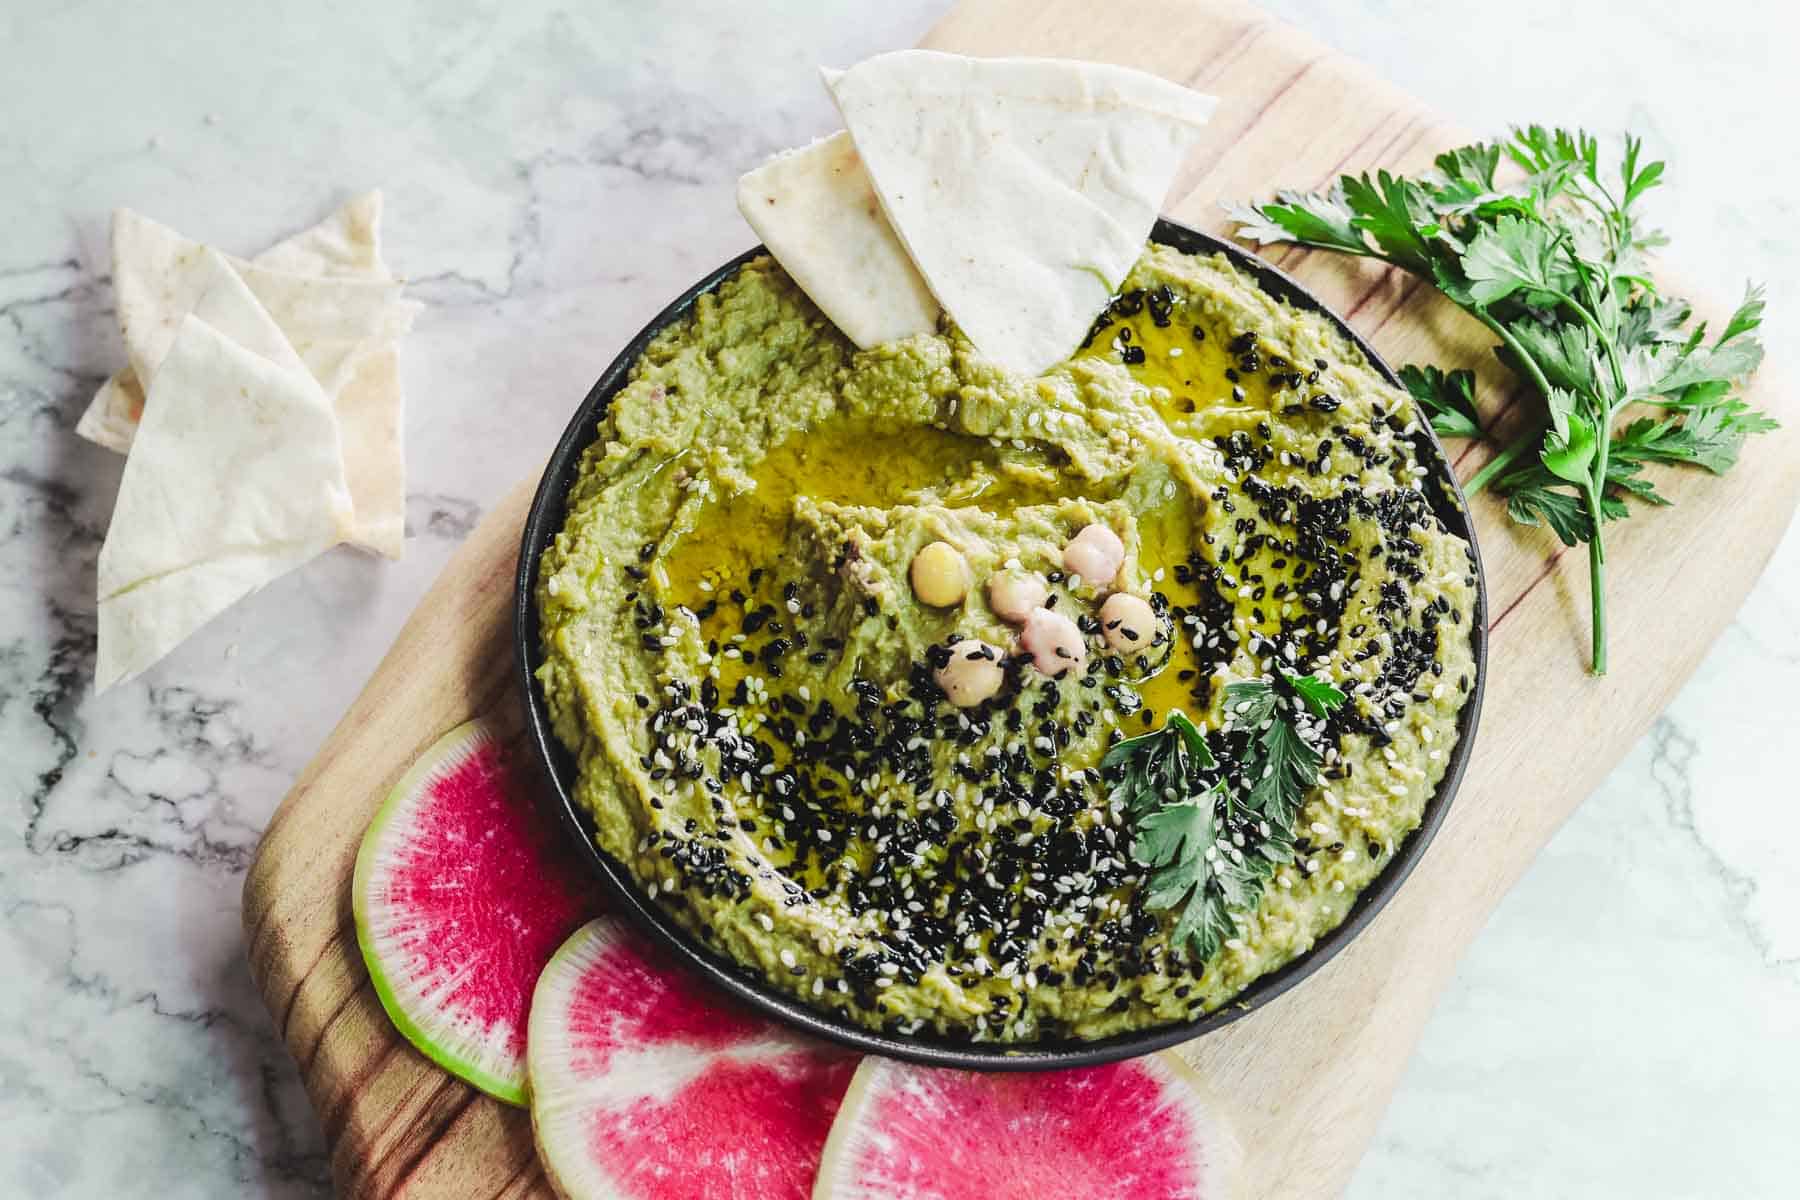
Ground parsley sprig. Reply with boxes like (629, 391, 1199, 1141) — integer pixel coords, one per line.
(1107, 675, 1348, 961)
(1232, 127, 1775, 675)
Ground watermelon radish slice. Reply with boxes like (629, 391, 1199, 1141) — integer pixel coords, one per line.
(353, 718, 595, 1105)
(528, 917, 858, 1200)
(813, 1053, 1241, 1200)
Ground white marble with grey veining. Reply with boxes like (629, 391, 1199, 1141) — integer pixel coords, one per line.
(1, 1, 1794, 1196)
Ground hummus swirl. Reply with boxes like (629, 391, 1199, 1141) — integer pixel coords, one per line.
(537, 246, 1477, 1043)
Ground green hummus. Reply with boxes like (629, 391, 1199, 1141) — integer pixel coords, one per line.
(536, 246, 1477, 1043)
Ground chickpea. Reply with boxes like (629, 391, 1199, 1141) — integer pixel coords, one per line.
(934, 639, 1006, 707)
(1099, 592, 1158, 653)
(1020, 607, 1087, 677)
(987, 569, 1048, 624)
(910, 541, 969, 607)
(1062, 523, 1125, 589)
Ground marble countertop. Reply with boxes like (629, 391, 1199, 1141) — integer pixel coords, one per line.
(3, 1, 1794, 1195)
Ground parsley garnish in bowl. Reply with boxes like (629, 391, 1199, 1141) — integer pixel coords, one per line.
(1108, 674, 1348, 961)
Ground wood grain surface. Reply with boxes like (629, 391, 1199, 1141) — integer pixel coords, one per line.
(241, 1, 1800, 1195)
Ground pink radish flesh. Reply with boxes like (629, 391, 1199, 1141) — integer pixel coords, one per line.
(530, 918, 857, 1200)
(355, 720, 595, 1103)
(814, 1054, 1239, 1200)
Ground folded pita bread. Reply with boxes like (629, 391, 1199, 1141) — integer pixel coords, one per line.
(330, 343, 406, 559)
(254, 190, 391, 279)
(77, 371, 146, 452)
(186, 248, 313, 376)
(737, 131, 938, 348)
(824, 51, 1216, 377)
(96, 312, 355, 690)
(77, 196, 414, 558)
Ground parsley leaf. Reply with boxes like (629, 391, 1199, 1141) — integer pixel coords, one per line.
(1136, 789, 1232, 954)
(1613, 403, 1779, 475)
(1717, 283, 1766, 347)
(1287, 673, 1348, 718)
(1226, 185, 1368, 256)
(1399, 364, 1484, 440)
(1461, 215, 1578, 307)
(1426, 143, 1504, 212)
(1223, 677, 1277, 727)
(1224, 675, 1346, 829)
(1246, 719, 1322, 829)
(1646, 336, 1763, 402)
(1541, 407, 1598, 486)
(1502, 475, 1593, 545)
(1503, 319, 1600, 395)
(1342, 171, 1437, 272)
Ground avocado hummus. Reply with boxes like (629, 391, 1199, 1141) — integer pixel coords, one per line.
(536, 245, 1478, 1043)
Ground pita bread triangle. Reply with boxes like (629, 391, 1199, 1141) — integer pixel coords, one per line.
(78, 197, 416, 558)
(254, 190, 391, 279)
(737, 130, 939, 348)
(824, 51, 1216, 377)
(107, 208, 409, 392)
(96, 302, 355, 691)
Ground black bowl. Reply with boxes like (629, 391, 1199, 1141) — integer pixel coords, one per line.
(515, 218, 1488, 1070)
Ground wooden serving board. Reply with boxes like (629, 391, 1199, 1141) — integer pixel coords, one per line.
(242, 1, 1800, 1196)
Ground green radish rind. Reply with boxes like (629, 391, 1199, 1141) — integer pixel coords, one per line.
(352, 719, 529, 1106)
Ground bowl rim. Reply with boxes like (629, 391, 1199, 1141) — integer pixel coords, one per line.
(513, 217, 1489, 1071)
